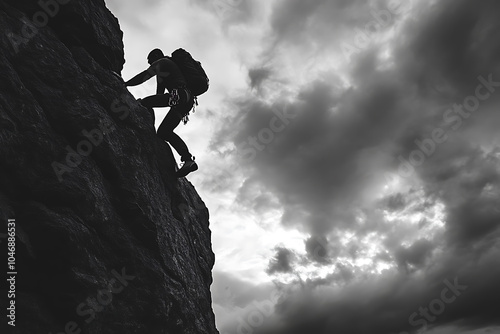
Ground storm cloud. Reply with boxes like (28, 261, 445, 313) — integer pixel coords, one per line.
(211, 0, 500, 333)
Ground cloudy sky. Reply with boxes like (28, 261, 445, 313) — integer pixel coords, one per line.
(106, 0, 500, 333)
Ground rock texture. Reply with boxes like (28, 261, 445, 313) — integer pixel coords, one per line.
(0, 0, 218, 333)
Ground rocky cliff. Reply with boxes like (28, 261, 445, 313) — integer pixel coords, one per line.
(0, 0, 218, 333)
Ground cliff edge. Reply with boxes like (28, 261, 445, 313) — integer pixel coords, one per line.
(0, 0, 218, 333)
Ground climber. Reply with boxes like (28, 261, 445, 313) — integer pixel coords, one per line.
(125, 48, 198, 178)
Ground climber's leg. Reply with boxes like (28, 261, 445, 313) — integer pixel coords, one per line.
(140, 93, 173, 108)
(154, 90, 197, 177)
(157, 107, 193, 162)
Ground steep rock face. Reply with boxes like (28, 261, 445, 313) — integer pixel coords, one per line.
(0, 1, 218, 333)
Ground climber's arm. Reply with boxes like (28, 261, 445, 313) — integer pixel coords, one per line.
(125, 69, 154, 87)
(125, 71, 150, 87)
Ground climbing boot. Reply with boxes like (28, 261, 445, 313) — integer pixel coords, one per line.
(176, 157, 198, 178)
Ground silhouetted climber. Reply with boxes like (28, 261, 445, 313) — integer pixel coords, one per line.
(125, 48, 198, 178)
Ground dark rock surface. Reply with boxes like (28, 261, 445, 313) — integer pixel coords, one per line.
(0, 0, 218, 333)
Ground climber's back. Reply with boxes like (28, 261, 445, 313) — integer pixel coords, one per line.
(149, 56, 187, 92)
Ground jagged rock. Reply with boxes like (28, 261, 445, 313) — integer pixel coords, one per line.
(0, 0, 218, 333)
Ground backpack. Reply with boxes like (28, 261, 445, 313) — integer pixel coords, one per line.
(171, 48, 209, 96)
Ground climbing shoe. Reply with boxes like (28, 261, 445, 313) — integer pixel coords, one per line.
(176, 159, 198, 178)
